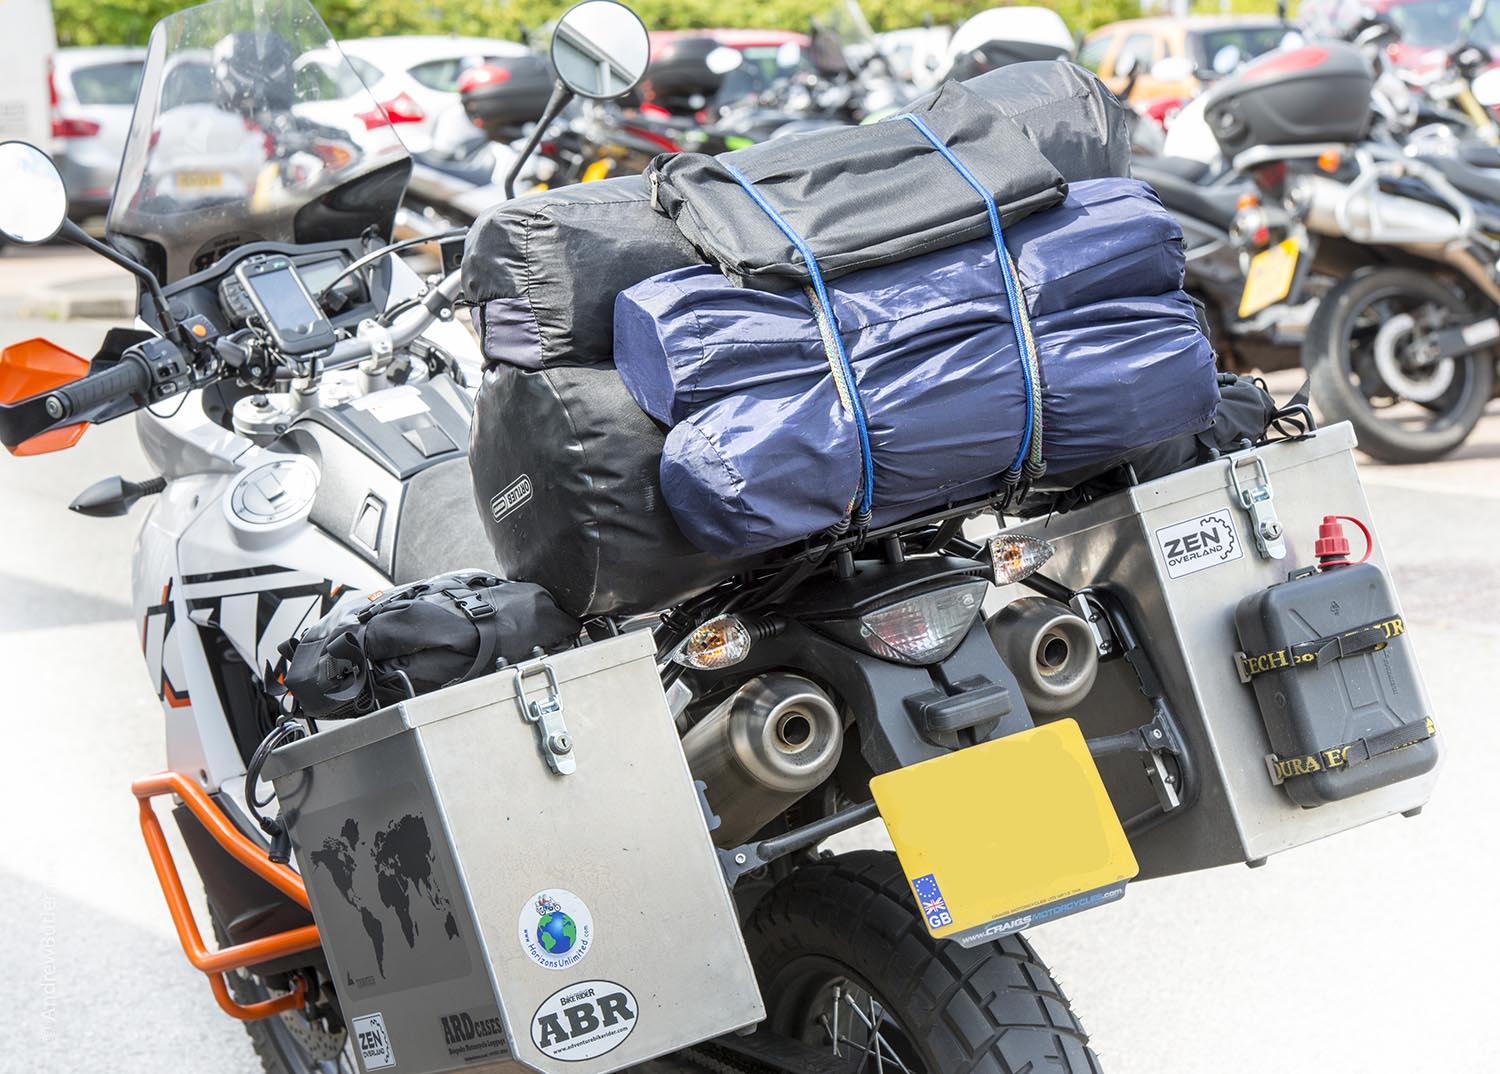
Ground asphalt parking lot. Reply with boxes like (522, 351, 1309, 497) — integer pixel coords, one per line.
(1, 247, 1496, 1074)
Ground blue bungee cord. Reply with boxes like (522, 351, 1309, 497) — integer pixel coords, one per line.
(720, 161, 876, 523)
(896, 112, 1042, 480)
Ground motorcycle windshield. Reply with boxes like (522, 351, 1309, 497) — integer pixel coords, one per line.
(106, 0, 410, 284)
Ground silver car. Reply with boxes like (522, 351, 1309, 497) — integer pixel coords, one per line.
(51, 46, 145, 221)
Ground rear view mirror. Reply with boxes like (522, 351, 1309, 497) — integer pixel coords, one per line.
(1113, 51, 1138, 79)
(0, 142, 68, 245)
(706, 46, 744, 75)
(1152, 56, 1196, 82)
(1473, 66, 1500, 105)
(1212, 44, 1243, 75)
(551, 0, 650, 100)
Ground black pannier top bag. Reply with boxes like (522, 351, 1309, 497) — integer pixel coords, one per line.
(470, 362, 752, 619)
(463, 174, 747, 618)
(462, 174, 703, 368)
(644, 61, 1130, 291)
(1232, 525, 1438, 808)
(281, 571, 579, 719)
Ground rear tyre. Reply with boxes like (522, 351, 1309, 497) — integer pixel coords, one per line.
(744, 850, 1103, 1074)
(1303, 267, 1493, 464)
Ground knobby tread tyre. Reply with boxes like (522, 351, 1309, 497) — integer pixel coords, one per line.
(744, 850, 1103, 1074)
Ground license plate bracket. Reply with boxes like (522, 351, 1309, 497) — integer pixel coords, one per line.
(870, 719, 1137, 946)
(1239, 237, 1301, 318)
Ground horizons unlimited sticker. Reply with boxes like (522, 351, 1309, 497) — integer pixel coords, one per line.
(518, 889, 594, 971)
(532, 980, 638, 1062)
(1154, 508, 1243, 580)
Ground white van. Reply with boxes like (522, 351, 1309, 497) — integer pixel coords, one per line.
(0, 0, 58, 147)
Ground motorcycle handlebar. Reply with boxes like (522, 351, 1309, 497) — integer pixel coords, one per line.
(321, 270, 464, 369)
(46, 354, 152, 421)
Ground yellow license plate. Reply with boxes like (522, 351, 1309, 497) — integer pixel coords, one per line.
(869, 719, 1137, 945)
(1239, 237, 1301, 318)
(175, 169, 224, 191)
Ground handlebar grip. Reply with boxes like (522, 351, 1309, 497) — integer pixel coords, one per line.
(47, 355, 152, 420)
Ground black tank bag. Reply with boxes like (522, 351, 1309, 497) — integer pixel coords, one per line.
(280, 571, 579, 719)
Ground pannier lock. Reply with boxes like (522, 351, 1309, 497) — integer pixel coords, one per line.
(1227, 453, 1286, 561)
(513, 660, 576, 775)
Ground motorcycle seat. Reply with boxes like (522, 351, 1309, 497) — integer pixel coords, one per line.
(1134, 155, 1214, 184)
(413, 150, 496, 188)
(1133, 159, 1245, 230)
(1458, 142, 1500, 170)
(1412, 153, 1500, 209)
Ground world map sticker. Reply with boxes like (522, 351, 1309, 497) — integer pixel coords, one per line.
(518, 889, 594, 970)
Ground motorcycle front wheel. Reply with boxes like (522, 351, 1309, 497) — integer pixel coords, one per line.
(744, 851, 1102, 1074)
(214, 914, 357, 1074)
(1303, 267, 1494, 465)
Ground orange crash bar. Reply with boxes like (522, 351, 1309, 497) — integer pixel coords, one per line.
(132, 770, 323, 1021)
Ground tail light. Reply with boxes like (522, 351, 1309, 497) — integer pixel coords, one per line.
(357, 92, 426, 130)
(48, 60, 99, 138)
(459, 65, 510, 94)
(820, 580, 989, 665)
(1252, 161, 1287, 194)
(52, 117, 101, 138)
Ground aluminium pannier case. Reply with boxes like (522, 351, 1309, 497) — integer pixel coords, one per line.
(1008, 422, 1440, 879)
(264, 631, 763, 1074)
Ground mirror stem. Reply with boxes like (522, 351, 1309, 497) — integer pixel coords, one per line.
(59, 220, 180, 340)
(505, 82, 575, 201)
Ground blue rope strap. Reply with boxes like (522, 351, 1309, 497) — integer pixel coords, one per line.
(721, 161, 875, 520)
(896, 112, 1042, 479)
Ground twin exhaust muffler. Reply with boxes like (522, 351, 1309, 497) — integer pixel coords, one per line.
(682, 600, 1100, 848)
(682, 673, 844, 847)
(986, 597, 1099, 717)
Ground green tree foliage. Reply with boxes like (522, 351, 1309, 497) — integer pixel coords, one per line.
(55, 0, 1158, 49)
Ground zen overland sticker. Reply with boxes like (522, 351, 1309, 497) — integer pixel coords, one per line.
(352, 1011, 396, 1070)
(531, 980, 638, 1061)
(518, 889, 594, 970)
(490, 474, 533, 522)
(1154, 509, 1244, 579)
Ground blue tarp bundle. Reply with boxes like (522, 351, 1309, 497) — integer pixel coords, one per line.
(613, 177, 1219, 557)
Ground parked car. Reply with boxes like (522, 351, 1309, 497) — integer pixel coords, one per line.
(1079, 15, 1294, 103)
(50, 46, 145, 222)
(332, 36, 530, 153)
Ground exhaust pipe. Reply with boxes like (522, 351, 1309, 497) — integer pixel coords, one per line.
(681, 673, 843, 847)
(986, 598, 1099, 716)
(1290, 173, 1500, 303)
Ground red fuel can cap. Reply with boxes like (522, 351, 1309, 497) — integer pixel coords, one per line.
(1315, 515, 1351, 566)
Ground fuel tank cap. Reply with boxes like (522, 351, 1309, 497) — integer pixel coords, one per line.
(227, 457, 319, 528)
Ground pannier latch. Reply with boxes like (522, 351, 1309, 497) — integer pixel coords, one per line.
(1227, 453, 1286, 561)
(513, 660, 576, 775)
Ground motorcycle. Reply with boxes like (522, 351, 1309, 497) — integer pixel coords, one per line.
(0, 0, 1441, 1071)
(1218, 14, 1500, 463)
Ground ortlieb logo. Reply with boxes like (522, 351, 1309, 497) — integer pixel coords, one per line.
(490, 475, 533, 522)
(1154, 509, 1243, 579)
